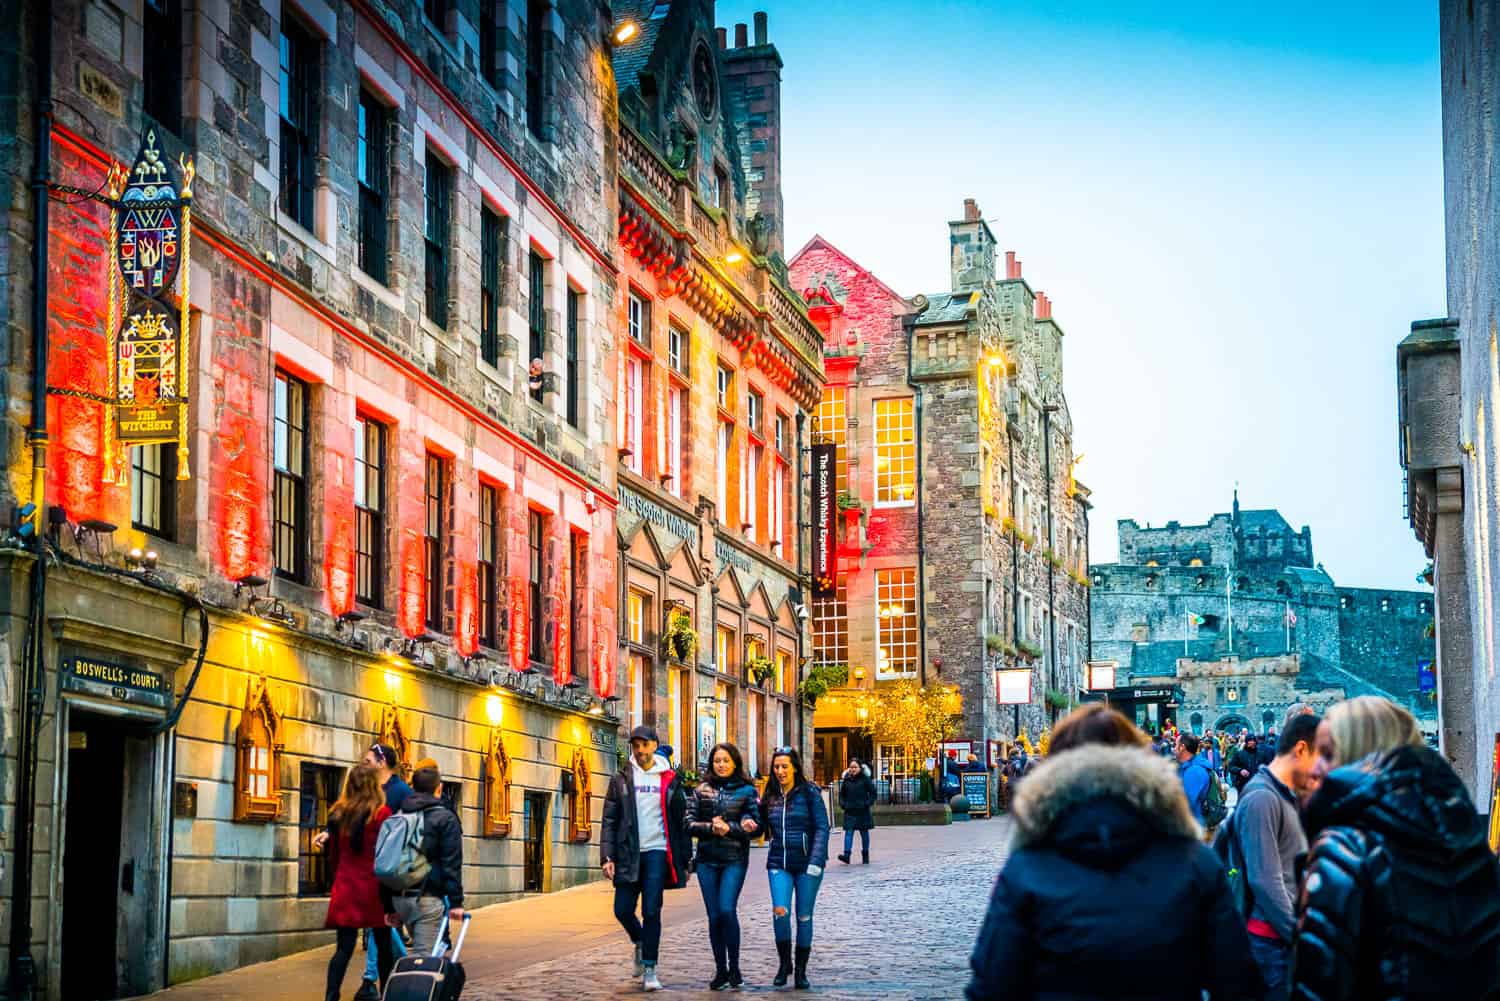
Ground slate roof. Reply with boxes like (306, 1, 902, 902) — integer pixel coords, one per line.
(913, 290, 976, 326)
(613, 0, 670, 96)
(1239, 509, 1296, 534)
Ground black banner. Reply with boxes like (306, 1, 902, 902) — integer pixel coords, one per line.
(811, 442, 837, 597)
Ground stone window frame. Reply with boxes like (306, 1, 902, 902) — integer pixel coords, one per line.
(234, 676, 284, 823)
(872, 397, 917, 508)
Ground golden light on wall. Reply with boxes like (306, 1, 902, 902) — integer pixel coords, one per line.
(567, 746, 592, 844)
(482, 725, 512, 838)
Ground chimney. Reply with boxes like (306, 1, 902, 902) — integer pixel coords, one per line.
(753, 11, 767, 45)
(735, 22, 748, 47)
(1036, 292, 1052, 320)
(716, 26, 727, 49)
(963, 198, 981, 223)
(1004, 251, 1018, 280)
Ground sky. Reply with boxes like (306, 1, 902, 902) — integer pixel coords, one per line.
(717, 0, 1446, 591)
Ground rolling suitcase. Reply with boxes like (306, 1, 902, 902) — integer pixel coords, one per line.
(383, 912, 471, 1001)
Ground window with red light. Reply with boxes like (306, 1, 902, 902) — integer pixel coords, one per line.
(528, 510, 545, 662)
(479, 483, 500, 648)
(424, 453, 447, 630)
(273, 371, 309, 582)
(354, 416, 385, 607)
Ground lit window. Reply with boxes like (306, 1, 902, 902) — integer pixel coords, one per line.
(354, 416, 385, 607)
(776, 650, 792, 694)
(744, 444, 762, 538)
(874, 398, 916, 505)
(233, 677, 281, 823)
(876, 568, 919, 679)
(424, 453, 447, 630)
(717, 364, 733, 411)
(273, 370, 309, 582)
(717, 423, 732, 519)
(814, 387, 848, 493)
(624, 356, 644, 474)
(627, 590, 646, 644)
(628, 290, 650, 344)
(629, 653, 645, 727)
(812, 579, 848, 667)
(668, 667, 683, 753)
(716, 625, 735, 673)
(771, 461, 785, 550)
(131, 443, 176, 539)
(666, 386, 684, 495)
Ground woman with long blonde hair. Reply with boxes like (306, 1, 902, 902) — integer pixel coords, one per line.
(1292, 697, 1500, 1000)
(322, 764, 398, 1001)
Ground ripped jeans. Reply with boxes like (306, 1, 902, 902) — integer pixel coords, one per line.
(767, 868, 823, 949)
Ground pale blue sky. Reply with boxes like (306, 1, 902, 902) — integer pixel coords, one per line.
(718, 0, 1445, 590)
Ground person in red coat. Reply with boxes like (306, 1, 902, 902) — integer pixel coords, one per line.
(323, 764, 398, 1001)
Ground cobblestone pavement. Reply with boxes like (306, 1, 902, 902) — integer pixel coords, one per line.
(148, 818, 1010, 1001)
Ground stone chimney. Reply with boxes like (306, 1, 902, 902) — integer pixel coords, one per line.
(754, 11, 768, 45)
(949, 198, 996, 293)
(1004, 251, 1020, 280)
(720, 11, 785, 255)
(735, 22, 748, 47)
(717, 27, 727, 49)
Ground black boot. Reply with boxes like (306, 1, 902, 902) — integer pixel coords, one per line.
(861, 850, 870, 864)
(773, 940, 793, 987)
(709, 968, 731, 990)
(794, 946, 811, 989)
(836, 852, 850, 864)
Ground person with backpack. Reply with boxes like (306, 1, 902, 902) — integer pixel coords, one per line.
(380, 766, 464, 957)
(966, 704, 1260, 1000)
(600, 726, 691, 992)
(321, 765, 399, 1001)
(1175, 734, 1212, 824)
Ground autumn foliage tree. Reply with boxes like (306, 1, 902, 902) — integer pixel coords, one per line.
(859, 681, 963, 761)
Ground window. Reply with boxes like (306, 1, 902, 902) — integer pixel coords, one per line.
(424, 453, 447, 630)
(627, 590, 646, 645)
(273, 371, 309, 582)
(480, 1, 500, 85)
(357, 90, 389, 283)
(526, 0, 548, 141)
(747, 694, 759, 776)
(424, 0, 449, 26)
(776, 650, 792, 695)
(529, 510, 545, 661)
(716, 680, 733, 744)
(748, 391, 763, 435)
(628, 291, 649, 344)
(354, 416, 385, 607)
(712, 165, 728, 210)
(774, 414, 787, 456)
(424, 152, 451, 326)
(566, 288, 581, 428)
(529, 250, 547, 364)
(298, 763, 343, 896)
(745, 444, 762, 538)
(480, 209, 505, 365)
(234, 679, 281, 823)
(771, 461, 785, 550)
(812, 579, 847, 666)
(666, 386, 684, 494)
(570, 532, 587, 683)
(716, 625, 734, 673)
(876, 568, 918, 679)
(479, 484, 499, 648)
(629, 653, 646, 727)
(717, 364, 733, 410)
(716, 423, 732, 519)
(814, 386, 848, 494)
(143, 0, 183, 134)
(131, 444, 176, 539)
(668, 323, 687, 373)
(874, 398, 916, 505)
(668, 667, 683, 757)
(278, 14, 319, 230)
(624, 356, 644, 474)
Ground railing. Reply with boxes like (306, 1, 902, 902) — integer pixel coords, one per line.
(764, 279, 823, 369)
(619, 126, 679, 217)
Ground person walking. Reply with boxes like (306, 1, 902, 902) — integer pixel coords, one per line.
(1175, 733, 1213, 826)
(1291, 697, 1500, 1000)
(600, 726, 690, 992)
(966, 704, 1260, 1000)
(321, 765, 399, 1001)
(1228, 735, 1260, 793)
(761, 746, 830, 990)
(686, 742, 760, 991)
(836, 758, 876, 865)
(1200, 731, 1222, 774)
(386, 766, 465, 956)
(1223, 712, 1321, 1001)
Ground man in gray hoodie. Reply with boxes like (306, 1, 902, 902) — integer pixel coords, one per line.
(1235, 712, 1321, 1000)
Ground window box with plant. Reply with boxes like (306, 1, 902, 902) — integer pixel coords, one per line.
(1017, 640, 1043, 662)
(985, 633, 1007, 655)
(748, 654, 776, 688)
(837, 491, 866, 516)
(663, 610, 698, 663)
(1044, 688, 1072, 712)
(798, 662, 850, 707)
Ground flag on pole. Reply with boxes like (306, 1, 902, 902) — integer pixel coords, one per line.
(1285, 605, 1297, 627)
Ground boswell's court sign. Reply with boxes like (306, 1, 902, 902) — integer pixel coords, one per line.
(60, 655, 170, 710)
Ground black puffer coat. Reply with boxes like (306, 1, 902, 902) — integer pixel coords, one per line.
(760, 781, 829, 874)
(687, 776, 760, 866)
(838, 770, 876, 831)
(966, 745, 1262, 1001)
(1291, 745, 1500, 1001)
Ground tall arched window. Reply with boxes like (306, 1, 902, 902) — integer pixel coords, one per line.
(1262, 710, 1276, 735)
(1189, 712, 1204, 735)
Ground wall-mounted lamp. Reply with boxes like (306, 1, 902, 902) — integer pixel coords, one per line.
(724, 250, 744, 265)
(124, 547, 159, 572)
(76, 518, 117, 562)
(235, 574, 269, 604)
(335, 609, 368, 631)
(610, 19, 639, 45)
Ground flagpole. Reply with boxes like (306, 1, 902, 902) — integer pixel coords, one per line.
(1226, 573, 1233, 654)
(1285, 601, 1291, 653)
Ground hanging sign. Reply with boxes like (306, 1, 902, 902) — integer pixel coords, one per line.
(810, 442, 837, 597)
(115, 299, 182, 443)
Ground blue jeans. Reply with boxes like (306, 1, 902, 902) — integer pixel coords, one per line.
(614, 850, 668, 964)
(696, 861, 748, 972)
(768, 868, 823, 949)
(1248, 934, 1290, 1001)
(362, 925, 407, 981)
(842, 827, 870, 857)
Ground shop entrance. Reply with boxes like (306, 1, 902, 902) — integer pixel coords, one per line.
(59, 709, 166, 999)
(523, 791, 550, 892)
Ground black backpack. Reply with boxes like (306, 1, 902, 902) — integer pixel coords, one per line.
(1212, 808, 1254, 916)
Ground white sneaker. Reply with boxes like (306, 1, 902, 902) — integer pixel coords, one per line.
(633, 943, 644, 976)
(643, 967, 664, 991)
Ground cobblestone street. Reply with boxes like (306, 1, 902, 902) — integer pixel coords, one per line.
(148, 819, 1010, 1001)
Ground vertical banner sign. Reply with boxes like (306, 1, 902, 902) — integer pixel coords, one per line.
(110, 127, 194, 481)
(810, 441, 837, 597)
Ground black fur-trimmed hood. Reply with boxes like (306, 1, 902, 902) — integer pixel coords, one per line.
(1011, 745, 1201, 862)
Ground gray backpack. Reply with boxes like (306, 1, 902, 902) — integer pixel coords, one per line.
(374, 810, 429, 891)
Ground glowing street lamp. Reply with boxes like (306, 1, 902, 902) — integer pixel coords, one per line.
(610, 20, 639, 45)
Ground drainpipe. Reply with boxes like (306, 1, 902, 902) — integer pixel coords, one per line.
(794, 410, 806, 752)
(11, 6, 52, 997)
(1083, 502, 1092, 659)
(903, 314, 928, 687)
(1006, 421, 1020, 738)
(1043, 404, 1058, 721)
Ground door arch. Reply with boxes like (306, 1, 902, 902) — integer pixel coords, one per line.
(1215, 714, 1251, 735)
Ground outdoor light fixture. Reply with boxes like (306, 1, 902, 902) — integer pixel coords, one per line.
(76, 518, 117, 561)
(125, 547, 144, 569)
(723, 250, 744, 265)
(610, 19, 639, 45)
(335, 609, 368, 631)
(141, 549, 159, 570)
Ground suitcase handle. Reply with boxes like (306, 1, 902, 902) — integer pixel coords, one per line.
(429, 911, 473, 962)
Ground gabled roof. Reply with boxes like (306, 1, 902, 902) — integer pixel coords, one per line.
(914, 290, 977, 326)
(612, 0, 672, 96)
(787, 234, 908, 307)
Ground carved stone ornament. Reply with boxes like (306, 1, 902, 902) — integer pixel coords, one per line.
(234, 675, 284, 823)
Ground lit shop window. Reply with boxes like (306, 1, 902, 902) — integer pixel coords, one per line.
(874, 398, 916, 506)
(876, 567, 918, 679)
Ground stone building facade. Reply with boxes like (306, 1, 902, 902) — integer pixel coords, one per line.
(612, 2, 821, 777)
(0, 1, 629, 995)
(1090, 502, 1437, 737)
(1397, 0, 1499, 808)
(789, 200, 1091, 784)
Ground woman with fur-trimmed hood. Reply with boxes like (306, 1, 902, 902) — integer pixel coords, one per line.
(967, 705, 1262, 1001)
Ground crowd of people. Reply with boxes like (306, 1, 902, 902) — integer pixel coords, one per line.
(966, 697, 1500, 1000)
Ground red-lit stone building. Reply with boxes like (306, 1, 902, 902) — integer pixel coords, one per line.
(1, 2, 625, 994)
(613, 2, 822, 776)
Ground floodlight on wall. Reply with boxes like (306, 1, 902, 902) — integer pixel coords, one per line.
(76, 518, 117, 561)
(610, 20, 639, 45)
(723, 250, 744, 265)
(336, 609, 368, 631)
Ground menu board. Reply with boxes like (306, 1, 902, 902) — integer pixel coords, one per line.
(961, 772, 990, 818)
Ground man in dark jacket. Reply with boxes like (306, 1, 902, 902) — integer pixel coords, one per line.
(600, 726, 689, 992)
(836, 760, 876, 864)
(1228, 736, 1261, 792)
(388, 766, 464, 957)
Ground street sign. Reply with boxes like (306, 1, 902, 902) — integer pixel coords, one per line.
(60, 655, 170, 710)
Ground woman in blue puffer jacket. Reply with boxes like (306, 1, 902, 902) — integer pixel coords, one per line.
(686, 743, 761, 990)
(759, 746, 829, 990)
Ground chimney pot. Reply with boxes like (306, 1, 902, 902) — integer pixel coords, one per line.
(735, 22, 748, 47)
(716, 26, 727, 49)
(1015, 258, 1022, 278)
(754, 11, 768, 45)
(963, 198, 980, 223)
(1004, 251, 1017, 279)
